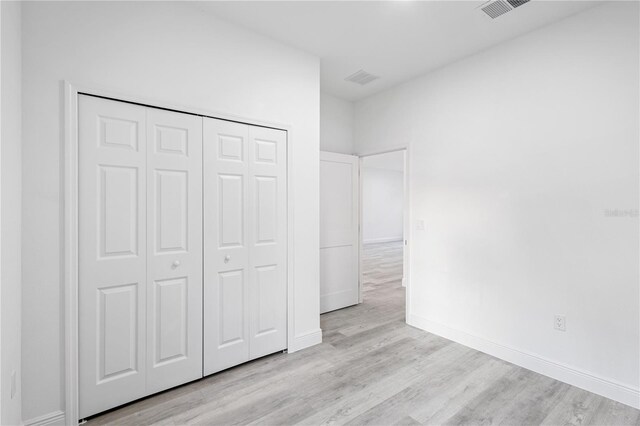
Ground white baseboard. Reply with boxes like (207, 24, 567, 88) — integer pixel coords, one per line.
(23, 411, 66, 426)
(408, 313, 640, 409)
(363, 236, 403, 244)
(288, 328, 323, 353)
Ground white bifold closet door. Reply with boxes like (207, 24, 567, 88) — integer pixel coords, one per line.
(78, 95, 203, 418)
(203, 118, 287, 375)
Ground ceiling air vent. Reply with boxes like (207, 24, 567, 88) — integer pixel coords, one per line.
(507, 0, 531, 8)
(480, 0, 512, 18)
(345, 70, 380, 86)
(480, 0, 531, 19)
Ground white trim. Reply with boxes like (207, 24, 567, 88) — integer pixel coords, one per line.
(63, 83, 79, 426)
(319, 150, 357, 164)
(362, 236, 403, 244)
(24, 411, 66, 426)
(361, 165, 404, 173)
(0, 2, 3, 421)
(288, 329, 323, 353)
(408, 313, 640, 409)
(359, 147, 408, 158)
(64, 81, 298, 424)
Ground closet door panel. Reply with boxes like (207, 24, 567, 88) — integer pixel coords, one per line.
(203, 118, 250, 375)
(146, 108, 203, 393)
(79, 95, 147, 418)
(248, 126, 287, 359)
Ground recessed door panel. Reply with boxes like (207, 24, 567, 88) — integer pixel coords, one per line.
(255, 176, 277, 244)
(146, 108, 202, 394)
(98, 283, 139, 382)
(155, 125, 188, 156)
(99, 116, 139, 151)
(152, 277, 188, 366)
(254, 265, 278, 336)
(155, 170, 188, 253)
(99, 165, 139, 258)
(254, 139, 277, 164)
(219, 270, 245, 346)
(219, 134, 243, 161)
(79, 95, 147, 418)
(320, 160, 355, 248)
(219, 174, 244, 247)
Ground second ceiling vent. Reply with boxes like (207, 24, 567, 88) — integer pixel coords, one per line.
(345, 70, 380, 86)
(480, 0, 530, 19)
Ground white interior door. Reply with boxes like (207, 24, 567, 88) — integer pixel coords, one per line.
(319, 151, 359, 313)
(79, 95, 148, 418)
(203, 118, 287, 375)
(79, 95, 204, 417)
(145, 107, 203, 394)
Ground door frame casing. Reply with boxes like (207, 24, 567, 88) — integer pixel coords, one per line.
(63, 81, 296, 424)
(357, 147, 410, 311)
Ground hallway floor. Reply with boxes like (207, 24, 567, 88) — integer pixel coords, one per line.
(89, 241, 639, 425)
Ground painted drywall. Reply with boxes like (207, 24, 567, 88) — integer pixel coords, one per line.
(355, 2, 639, 407)
(1, 1, 23, 424)
(320, 92, 354, 154)
(362, 153, 404, 244)
(21, 1, 320, 422)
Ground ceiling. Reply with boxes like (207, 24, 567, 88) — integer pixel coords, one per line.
(196, 1, 601, 101)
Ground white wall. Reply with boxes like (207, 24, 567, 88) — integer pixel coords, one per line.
(1, 1, 23, 424)
(355, 2, 639, 407)
(362, 152, 404, 244)
(21, 1, 320, 422)
(320, 92, 354, 154)
(362, 167, 403, 244)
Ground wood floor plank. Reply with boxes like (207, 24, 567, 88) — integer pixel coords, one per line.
(393, 416, 422, 426)
(344, 350, 509, 426)
(539, 386, 605, 426)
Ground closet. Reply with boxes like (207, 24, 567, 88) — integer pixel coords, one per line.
(78, 95, 287, 418)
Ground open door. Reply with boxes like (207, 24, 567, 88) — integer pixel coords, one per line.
(319, 151, 359, 313)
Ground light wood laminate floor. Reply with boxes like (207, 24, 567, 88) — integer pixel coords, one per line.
(89, 241, 639, 425)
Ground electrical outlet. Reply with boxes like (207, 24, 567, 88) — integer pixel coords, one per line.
(11, 370, 16, 399)
(554, 315, 566, 332)
(416, 220, 425, 231)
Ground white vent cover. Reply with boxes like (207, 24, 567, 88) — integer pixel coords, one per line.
(345, 70, 380, 86)
(481, 0, 512, 18)
(480, 0, 530, 19)
(507, 0, 531, 8)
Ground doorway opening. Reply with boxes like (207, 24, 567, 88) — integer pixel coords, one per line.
(359, 149, 407, 317)
(318, 148, 409, 327)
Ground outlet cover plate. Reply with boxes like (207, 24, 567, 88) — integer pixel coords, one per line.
(554, 315, 566, 332)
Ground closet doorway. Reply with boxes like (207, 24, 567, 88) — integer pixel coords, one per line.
(66, 87, 292, 421)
